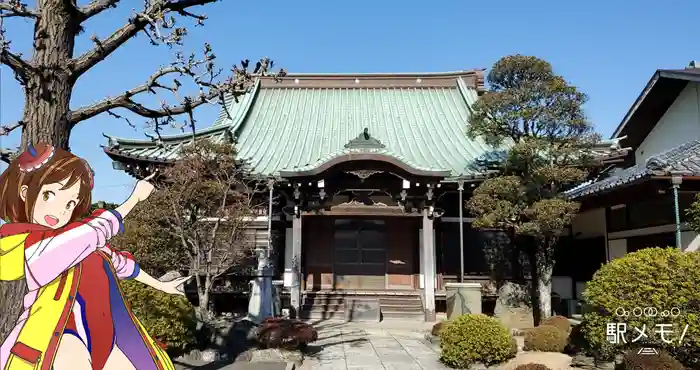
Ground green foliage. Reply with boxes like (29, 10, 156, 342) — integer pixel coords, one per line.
(541, 315, 572, 334)
(523, 325, 568, 352)
(466, 54, 601, 323)
(110, 197, 185, 278)
(121, 279, 197, 356)
(580, 247, 700, 367)
(439, 314, 516, 368)
(620, 348, 685, 370)
(431, 320, 451, 336)
(686, 193, 700, 233)
(513, 364, 552, 370)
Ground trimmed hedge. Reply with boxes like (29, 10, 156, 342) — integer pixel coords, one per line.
(620, 348, 684, 370)
(122, 279, 197, 356)
(523, 325, 567, 352)
(439, 314, 516, 368)
(540, 315, 571, 333)
(431, 321, 451, 336)
(580, 247, 700, 367)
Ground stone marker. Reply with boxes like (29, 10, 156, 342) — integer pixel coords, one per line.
(344, 298, 381, 322)
(494, 282, 534, 330)
(445, 282, 482, 319)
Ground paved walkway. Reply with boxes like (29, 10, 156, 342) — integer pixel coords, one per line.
(300, 323, 449, 370)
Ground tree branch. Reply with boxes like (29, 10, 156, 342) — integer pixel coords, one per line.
(68, 53, 285, 139)
(68, 65, 196, 123)
(78, 0, 120, 20)
(0, 48, 31, 82)
(71, 0, 217, 77)
(0, 1, 38, 18)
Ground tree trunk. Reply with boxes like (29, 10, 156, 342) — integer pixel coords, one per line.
(537, 263, 553, 322)
(0, 0, 79, 344)
(21, 0, 79, 150)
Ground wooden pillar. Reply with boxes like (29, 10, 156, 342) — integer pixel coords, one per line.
(422, 208, 437, 321)
(291, 214, 303, 317)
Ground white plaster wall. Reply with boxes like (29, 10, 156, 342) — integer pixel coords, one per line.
(682, 230, 700, 252)
(571, 208, 606, 238)
(635, 83, 700, 163)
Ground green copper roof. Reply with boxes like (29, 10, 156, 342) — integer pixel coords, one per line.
(104, 77, 500, 180)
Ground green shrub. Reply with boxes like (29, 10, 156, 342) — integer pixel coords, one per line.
(540, 315, 571, 333)
(513, 364, 551, 370)
(439, 314, 516, 368)
(431, 321, 451, 336)
(122, 279, 197, 356)
(523, 325, 567, 352)
(580, 247, 700, 365)
(620, 348, 685, 370)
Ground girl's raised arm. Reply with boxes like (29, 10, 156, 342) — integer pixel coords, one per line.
(24, 209, 123, 286)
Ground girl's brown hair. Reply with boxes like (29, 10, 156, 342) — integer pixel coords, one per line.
(0, 143, 93, 223)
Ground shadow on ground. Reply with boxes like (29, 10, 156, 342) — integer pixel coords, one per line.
(174, 317, 367, 369)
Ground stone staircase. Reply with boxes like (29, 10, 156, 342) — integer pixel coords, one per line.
(299, 290, 425, 321)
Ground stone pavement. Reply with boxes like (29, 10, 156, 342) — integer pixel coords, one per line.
(299, 322, 449, 370)
(175, 360, 289, 370)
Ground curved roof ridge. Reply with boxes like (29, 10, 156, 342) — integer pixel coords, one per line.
(276, 70, 484, 78)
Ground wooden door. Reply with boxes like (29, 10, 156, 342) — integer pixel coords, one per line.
(304, 217, 334, 290)
(333, 219, 387, 290)
(386, 218, 416, 289)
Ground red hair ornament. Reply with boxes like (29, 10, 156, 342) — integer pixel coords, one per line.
(17, 144, 55, 173)
(17, 144, 94, 190)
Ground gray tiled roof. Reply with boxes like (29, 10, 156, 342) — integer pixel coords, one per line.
(566, 139, 700, 199)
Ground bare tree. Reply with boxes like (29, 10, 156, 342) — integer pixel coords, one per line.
(0, 0, 285, 155)
(141, 139, 264, 319)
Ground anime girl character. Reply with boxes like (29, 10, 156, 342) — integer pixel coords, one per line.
(0, 143, 190, 370)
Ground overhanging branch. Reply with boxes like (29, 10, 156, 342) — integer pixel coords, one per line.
(0, 1, 38, 18)
(78, 0, 120, 20)
(0, 48, 31, 82)
(71, 0, 217, 78)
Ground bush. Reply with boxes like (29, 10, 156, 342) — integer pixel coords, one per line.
(513, 364, 552, 370)
(580, 247, 700, 366)
(541, 315, 571, 333)
(256, 317, 318, 349)
(431, 321, 451, 336)
(523, 325, 567, 352)
(620, 348, 685, 370)
(121, 280, 197, 356)
(439, 314, 516, 368)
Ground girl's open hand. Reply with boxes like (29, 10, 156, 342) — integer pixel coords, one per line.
(133, 173, 156, 202)
(159, 276, 192, 296)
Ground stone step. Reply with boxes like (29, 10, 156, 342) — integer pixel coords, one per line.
(300, 292, 424, 321)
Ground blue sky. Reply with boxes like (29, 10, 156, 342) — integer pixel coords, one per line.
(0, 0, 698, 204)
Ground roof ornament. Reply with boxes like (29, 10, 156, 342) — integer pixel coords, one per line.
(344, 127, 385, 150)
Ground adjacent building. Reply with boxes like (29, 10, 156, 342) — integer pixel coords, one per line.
(562, 64, 700, 312)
